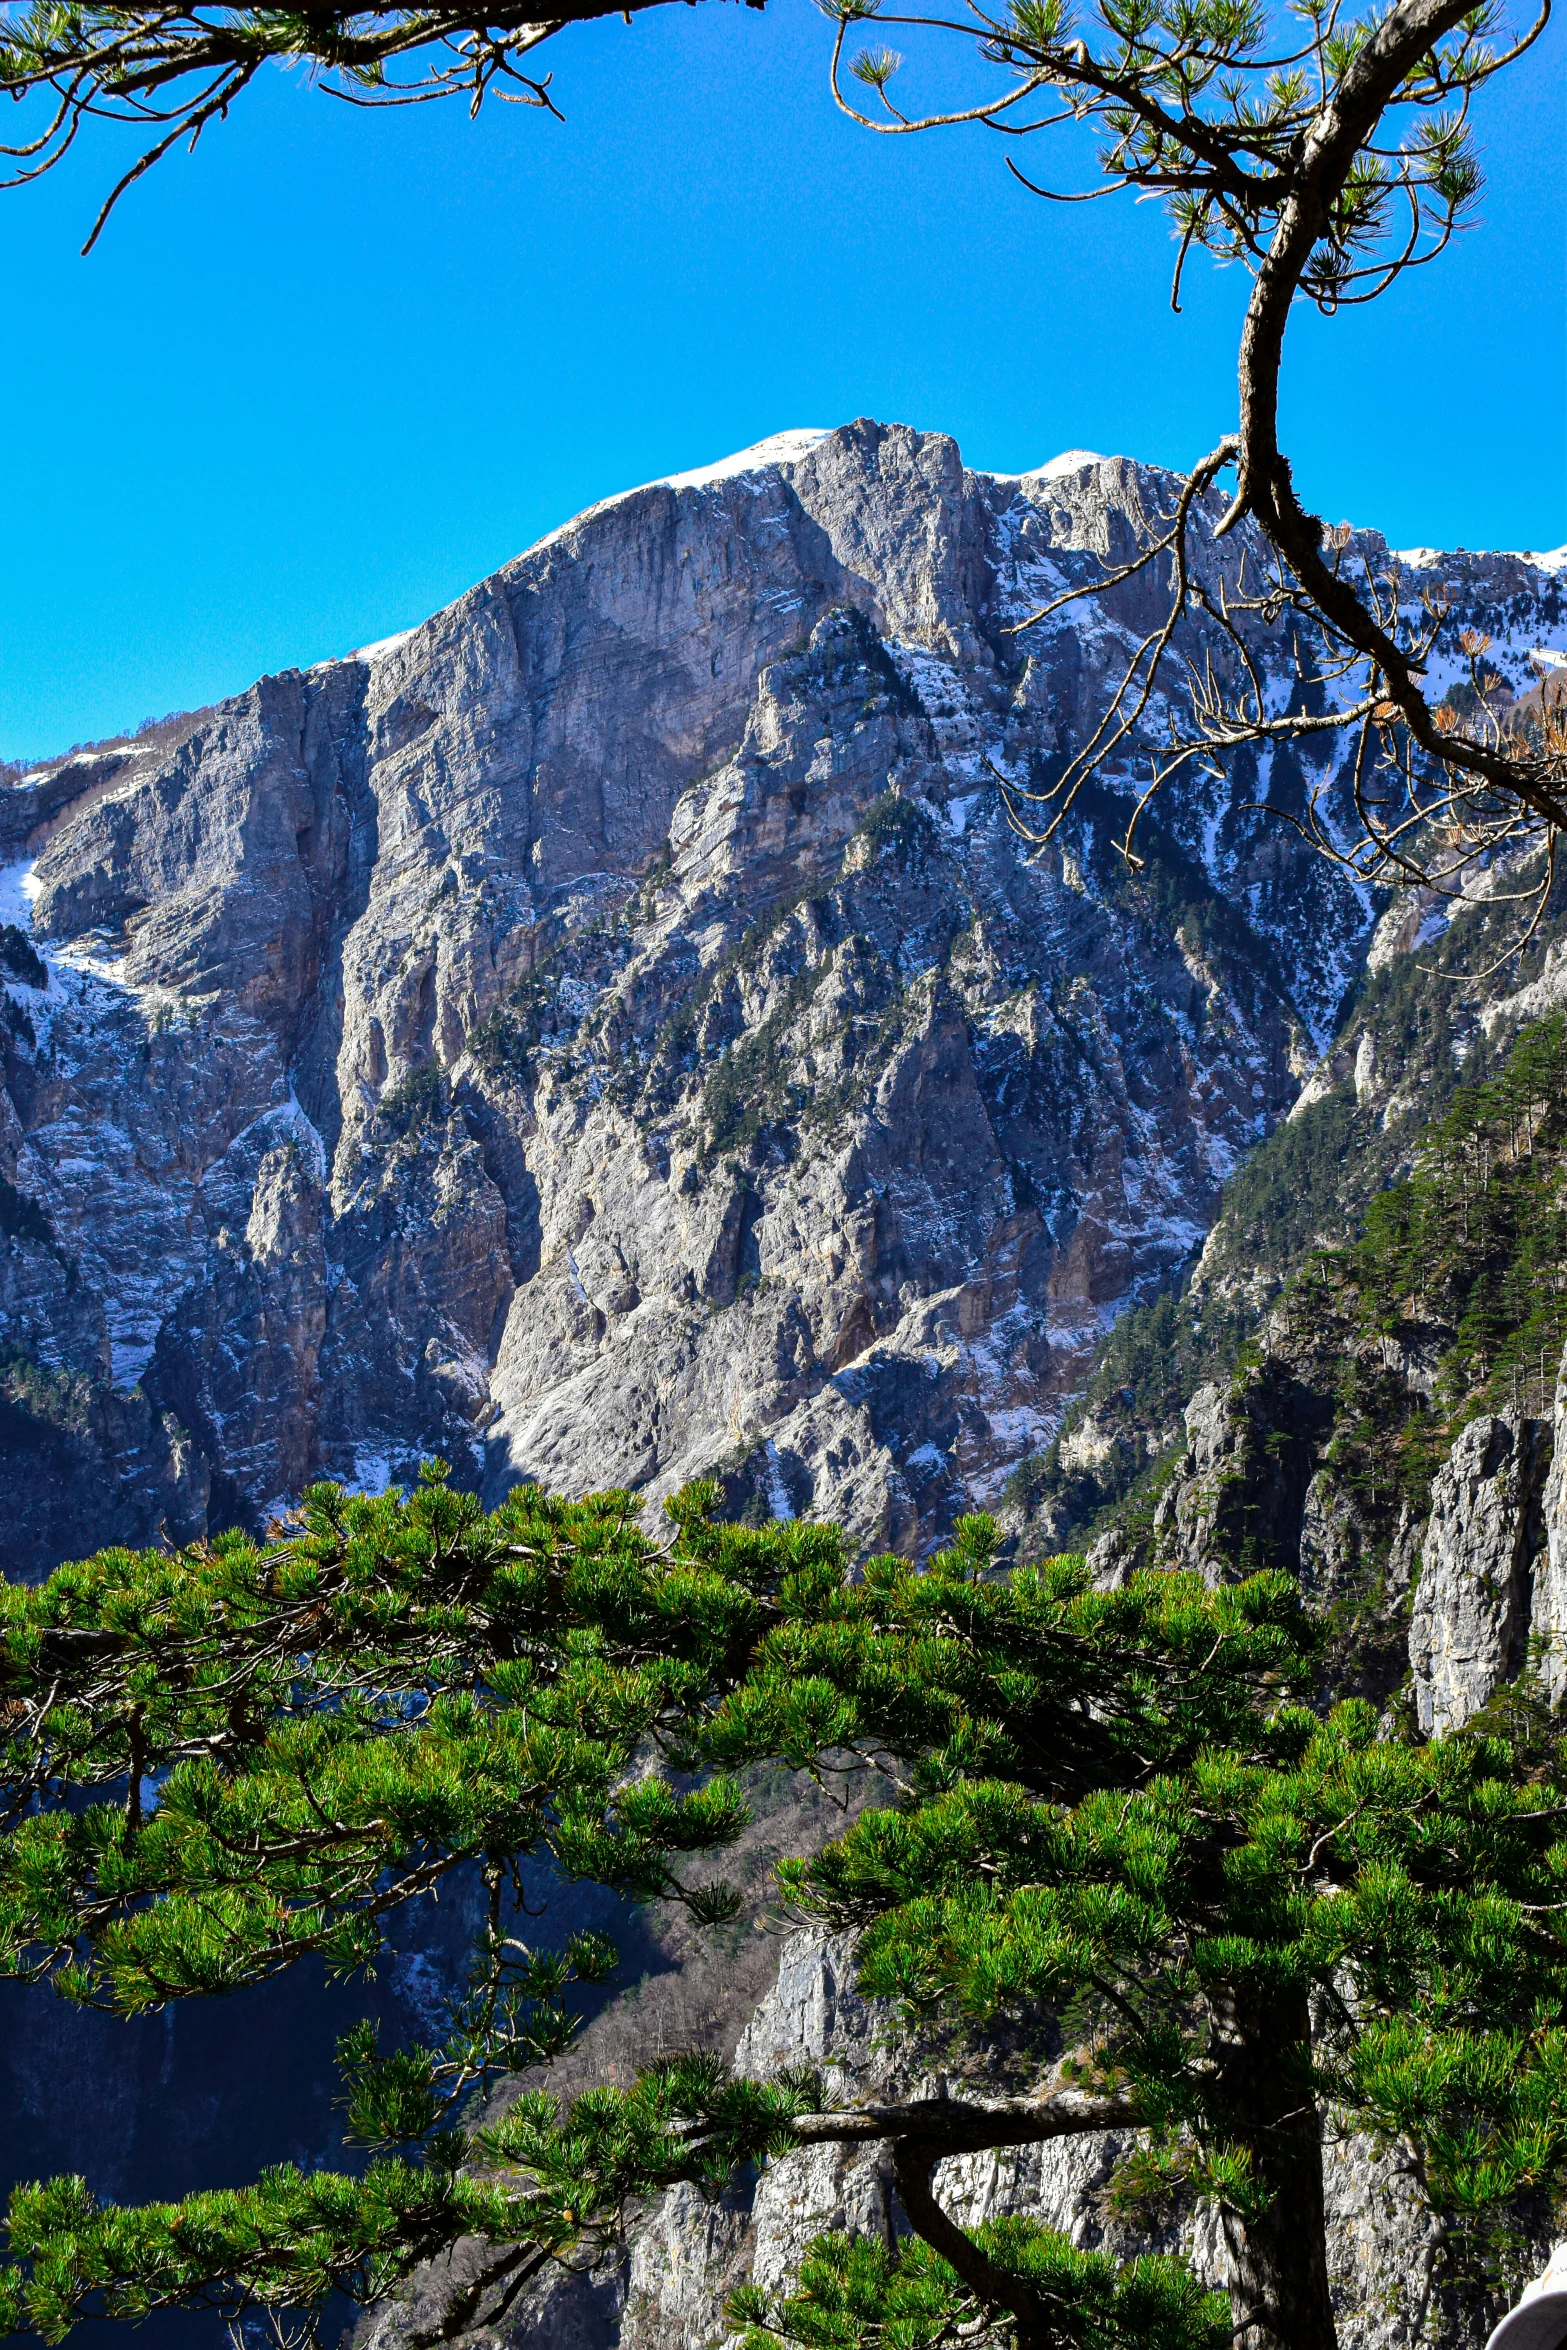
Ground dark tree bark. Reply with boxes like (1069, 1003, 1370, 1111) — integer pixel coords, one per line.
(891, 2138, 1061, 2350)
(1213, 1992, 1339, 2350)
(804, 2065, 1340, 2350)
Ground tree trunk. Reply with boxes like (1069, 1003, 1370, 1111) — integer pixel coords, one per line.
(890, 2139, 1056, 2350)
(1214, 1993, 1339, 2350)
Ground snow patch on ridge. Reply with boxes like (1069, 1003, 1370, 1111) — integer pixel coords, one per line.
(517, 430, 834, 564)
(981, 448, 1113, 485)
(347, 629, 417, 665)
(1395, 542, 1567, 577)
(1034, 448, 1111, 478)
(656, 428, 833, 490)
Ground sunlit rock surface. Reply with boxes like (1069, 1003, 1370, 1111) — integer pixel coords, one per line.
(5, 423, 1566, 2350)
(6, 421, 1558, 1565)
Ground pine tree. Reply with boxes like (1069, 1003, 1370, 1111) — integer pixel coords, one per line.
(3, 1473, 1567, 2350)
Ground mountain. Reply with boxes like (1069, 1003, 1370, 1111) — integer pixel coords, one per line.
(4, 418, 1561, 1573)
(4, 419, 1567, 2350)
(478, 899, 1567, 2350)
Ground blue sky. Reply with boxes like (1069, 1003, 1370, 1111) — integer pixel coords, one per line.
(2, 0, 1562, 758)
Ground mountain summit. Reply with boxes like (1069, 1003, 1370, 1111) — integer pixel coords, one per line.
(0, 418, 1561, 1570)
(6, 422, 1567, 2350)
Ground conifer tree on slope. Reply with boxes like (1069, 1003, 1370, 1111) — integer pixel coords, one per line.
(5, 1474, 1567, 2350)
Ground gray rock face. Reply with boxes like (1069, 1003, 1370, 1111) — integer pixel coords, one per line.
(615, 1933, 1514, 2350)
(1151, 1362, 1333, 1586)
(622, 1934, 905, 2350)
(4, 423, 1564, 2350)
(1148, 1317, 1564, 1727)
(1532, 1351, 1567, 1706)
(21, 420, 1548, 1564)
(1409, 1412, 1550, 1734)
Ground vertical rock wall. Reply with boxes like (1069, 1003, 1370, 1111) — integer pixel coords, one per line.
(4, 423, 1560, 1572)
(4, 427, 1566, 2350)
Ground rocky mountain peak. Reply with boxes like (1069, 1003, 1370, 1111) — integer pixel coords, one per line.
(1, 419, 1562, 1569)
(7, 424, 1567, 2350)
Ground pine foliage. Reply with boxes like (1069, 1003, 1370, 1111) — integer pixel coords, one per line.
(1334, 1013, 1567, 1422)
(731, 2226, 1231, 2350)
(2, 1485, 1567, 2348)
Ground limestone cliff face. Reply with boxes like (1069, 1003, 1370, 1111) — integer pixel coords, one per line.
(16, 419, 1549, 1567)
(1408, 1413, 1551, 1733)
(6, 425, 1567, 2350)
(469, 1927, 1500, 2350)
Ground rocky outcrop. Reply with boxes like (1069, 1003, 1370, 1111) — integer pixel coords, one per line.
(1409, 1413, 1550, 1734)
(4, 426, 1566, 2350)
(1535, 1356, 1567, 1706)
(610, 1933, 1518, 2350)
(19, 421, 1552, 1567)
(1148, 1326, 1564, 1722)
(1151, 1363, 1334, 1585)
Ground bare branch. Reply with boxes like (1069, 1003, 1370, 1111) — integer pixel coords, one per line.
(790, 2083, 1143, 2150)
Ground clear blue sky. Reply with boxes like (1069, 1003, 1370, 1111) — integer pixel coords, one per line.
(2, 0, 1563, 759)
